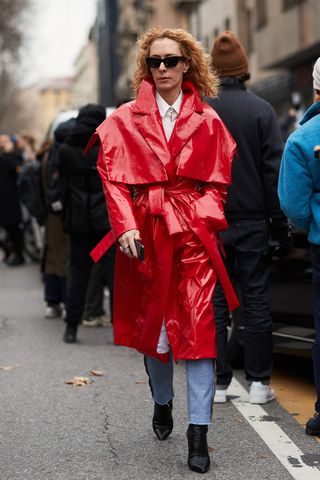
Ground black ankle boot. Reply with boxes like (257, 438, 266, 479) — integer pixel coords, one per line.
(152, 400, 173, 440)
(187, 424, 210, 474)
(306, 412, 320, 435)
(63, 324, 77, 343)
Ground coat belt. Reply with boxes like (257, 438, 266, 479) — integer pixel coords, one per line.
(90, 185, 239, 311)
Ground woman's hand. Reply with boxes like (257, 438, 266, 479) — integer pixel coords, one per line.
(118, 229, 141, 259)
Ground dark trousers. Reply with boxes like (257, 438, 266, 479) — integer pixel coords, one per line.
(65, 234, 115, 327)
(44, 273, 67, 305)
(3, 223, 24, 257)
(311, 245, 320, 412)
(213, 220, 273, 385)
(83, 251, 115, 320)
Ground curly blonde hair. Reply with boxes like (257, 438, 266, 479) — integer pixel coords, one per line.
(132, 27, 219, 98)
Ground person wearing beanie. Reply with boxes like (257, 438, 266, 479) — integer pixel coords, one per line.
(313, 57, 320, 91)
(208, 31, 291, 405)
(58, 104, 115, 343)
(210, 30, 249, 79)
(279, 57, 320, 435)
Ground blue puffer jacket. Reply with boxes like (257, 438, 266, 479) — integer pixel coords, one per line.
(278, 100, 320, 245)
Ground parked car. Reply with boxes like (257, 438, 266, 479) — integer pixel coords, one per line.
(47, 110, 78, 139)
(46, 107, 116, 140)
(228, 226, 314, 366)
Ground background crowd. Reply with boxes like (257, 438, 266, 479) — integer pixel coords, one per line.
(0, 107, 115, 339)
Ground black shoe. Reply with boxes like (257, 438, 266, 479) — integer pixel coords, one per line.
(306, 412, 320, 435)
(187, 424, 210, 474)
(6, 254, 25, 266)
(63, 324, 77, 343)
(152, 400, 173, 440)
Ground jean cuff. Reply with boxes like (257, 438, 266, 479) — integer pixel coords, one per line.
(188, 418, 212, 425)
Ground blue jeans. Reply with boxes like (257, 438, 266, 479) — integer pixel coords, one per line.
(311, 245, 320, 412)
(144, 355, 215, 425)
(213, 220, 273, 385)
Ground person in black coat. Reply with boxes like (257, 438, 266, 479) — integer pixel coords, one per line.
(0, 134, 24, 265)
(58, 104, 115, 343)
(208, 32, 291, 404)
(39, 119, 75, 319)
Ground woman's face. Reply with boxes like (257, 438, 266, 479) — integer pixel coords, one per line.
(148, 38, 189, 102)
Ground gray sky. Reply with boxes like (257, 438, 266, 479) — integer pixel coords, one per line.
(24, 0, 97, 84)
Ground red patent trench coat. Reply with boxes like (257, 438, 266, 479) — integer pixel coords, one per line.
(87, 79, 239, 362)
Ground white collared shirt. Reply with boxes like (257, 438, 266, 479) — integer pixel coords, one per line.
(156, 90, 183, 141)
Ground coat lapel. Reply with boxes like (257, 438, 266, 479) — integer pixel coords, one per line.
(132, 80, 170, 168)
(132, 111, 171, 168)
(132, 79, 205, 168)
(169, 80, 205, 160)
(169, 108, 205, 160)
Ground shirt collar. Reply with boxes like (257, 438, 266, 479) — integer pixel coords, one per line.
(156, 90, 183, 118)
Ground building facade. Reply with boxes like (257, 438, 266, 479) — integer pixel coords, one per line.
(71, 29, 99, 109)
(94, 0, 320, 113)
(250, 0, 320, 112)
(189, 0, 320, 114)
(38, 78, 72, 133)
(190, 0, 237, 52)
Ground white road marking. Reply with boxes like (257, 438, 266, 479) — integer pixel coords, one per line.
(228, 378, 320, 480)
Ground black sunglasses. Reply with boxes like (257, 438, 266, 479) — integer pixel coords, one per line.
(146, 56, 186, 69)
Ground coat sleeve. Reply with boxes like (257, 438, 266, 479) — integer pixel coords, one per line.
(211, 117, 236, 185)
(259, 104, 287, 222)
(278, 137, 312, 232)
(97, 148, 139, 240)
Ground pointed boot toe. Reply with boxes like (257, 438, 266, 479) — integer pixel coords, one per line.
(153, 425, 172, 441)
(152, 400, 173, 441)
(187, 424, 210, 474)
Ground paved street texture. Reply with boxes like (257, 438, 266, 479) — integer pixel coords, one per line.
(1, 261, 320, 480)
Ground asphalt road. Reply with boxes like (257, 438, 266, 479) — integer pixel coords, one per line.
(1, 260, 320, 480)
(272, 354, 317, 428)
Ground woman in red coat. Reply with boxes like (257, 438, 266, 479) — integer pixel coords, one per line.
(90, 27, 237, 474)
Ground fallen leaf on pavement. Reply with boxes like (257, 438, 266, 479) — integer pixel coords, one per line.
(135, 380, 147, 384)
(234, 417, 246, 425)
(65, 376, 93, 386)
(0, 365, 18, 371)
(90, 370, 105, 376)
(208, 447, 215, 453)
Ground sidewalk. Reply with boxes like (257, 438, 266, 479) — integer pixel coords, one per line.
(0, 261, 319, 480)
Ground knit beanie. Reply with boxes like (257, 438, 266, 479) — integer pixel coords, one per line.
(211, 31, 249, 78)
(77, 103, 106, 128)
(69, 104, 106, 147)
(313, 57, 320, 91)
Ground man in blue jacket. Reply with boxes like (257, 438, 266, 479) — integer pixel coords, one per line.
(279, 57, 320, 436)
